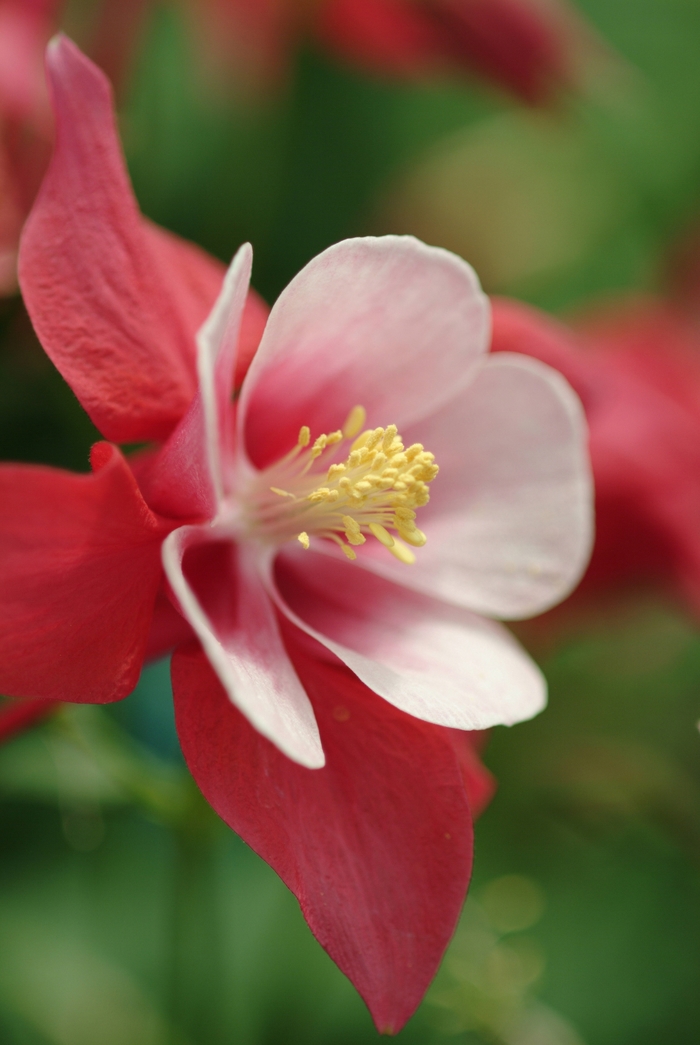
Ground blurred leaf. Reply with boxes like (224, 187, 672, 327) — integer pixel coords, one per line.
(0, 911, 181, 1045)
(376, 110, 624, 293)
(0, 705, 193, 827)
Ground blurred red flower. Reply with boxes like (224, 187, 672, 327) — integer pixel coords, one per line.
(316, 0, 576, 103)
(492, 293, 700, 618)
(0, 0, 60, 294)
(190, 0, 593, 104)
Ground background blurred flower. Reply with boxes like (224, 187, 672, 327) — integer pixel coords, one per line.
(185, 0, 600, 103)
(315, 0, 587, 104)
(0, 0, 61, 294)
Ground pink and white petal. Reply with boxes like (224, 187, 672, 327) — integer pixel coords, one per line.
(270, 547, 545, 729)
(196, 242, 253, 501)
(19, 37, 208, 443)
(235, 286, 269, 391)
(172, 641, 473, 1035)
(162, 528, 323, 767)
(352, 351, 593, 619)
(136, 245, 253, 520)
(240, 235, 489, 470)
(0, 444, 169, 704)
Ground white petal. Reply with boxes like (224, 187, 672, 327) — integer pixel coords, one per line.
(347, 352, 594, 619)
(162, 527, 324, 768)
(238, 235, 490, 470)
(269, 548, 546, 731)
(197, 243, 252, 503)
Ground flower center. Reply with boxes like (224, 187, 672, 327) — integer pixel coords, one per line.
(242, 406, 439, 564)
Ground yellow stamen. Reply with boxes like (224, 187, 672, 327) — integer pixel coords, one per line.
(396, 523, 427, 547)
(351, 429, 372, 452)
(246, 410, 437, 568)
(388, 540, 416, 565)
(369, 522, 395, 548)
(343, 405, 366, 439)
(342, 515, 366, 546)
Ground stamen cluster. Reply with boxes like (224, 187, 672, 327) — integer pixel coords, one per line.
(243, 406, 439, 563)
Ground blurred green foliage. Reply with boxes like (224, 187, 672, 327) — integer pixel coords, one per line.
(3, 0, 700, 1041)
(3, 601, 700, 1044)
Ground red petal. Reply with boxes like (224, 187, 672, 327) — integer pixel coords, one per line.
(429, 0, 568, 104)
(316, 0, 443, 78)
(490, 295, 593, 392)
(316, 0, 570, 103)
(144, 585, 194, 662)
(0, 697, 58, 743)
(18, 37, 216, 442)
(0, 444, 171, 702)
(172, 639, 473, 1033)
(140, 220, 267, 383)
(141, 218, 226, 347)
(139, 245, 254, 520)
(448, 729, 497, 819)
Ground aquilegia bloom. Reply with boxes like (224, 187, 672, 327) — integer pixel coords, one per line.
(0, 37, 592, 1032)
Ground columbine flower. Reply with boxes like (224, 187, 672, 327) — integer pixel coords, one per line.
(2, 37, 592, 1033)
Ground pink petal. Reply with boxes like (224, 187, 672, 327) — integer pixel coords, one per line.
(0, 697, 58, 743)
(0, 444, 170, 703)
(172, 640, 473, 1034)
(240, 235, 489, 469)
(354, 351, 593, 619)
(235, 285, 269, 390)
(18, 37, 226, 443)
(271, 548, 545, 729)
(162, 529, 323, 767)
(140, 245, 253, 519)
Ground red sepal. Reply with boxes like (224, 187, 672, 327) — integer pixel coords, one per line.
(19, 37, 217, 442)
(172, 639, 473, 1034)
(0, 444, 172, 703)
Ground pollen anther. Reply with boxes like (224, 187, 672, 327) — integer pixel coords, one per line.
(248, 411, 438, 565)
(343, 405, 366, 439)
(369, 523, 395, 548)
